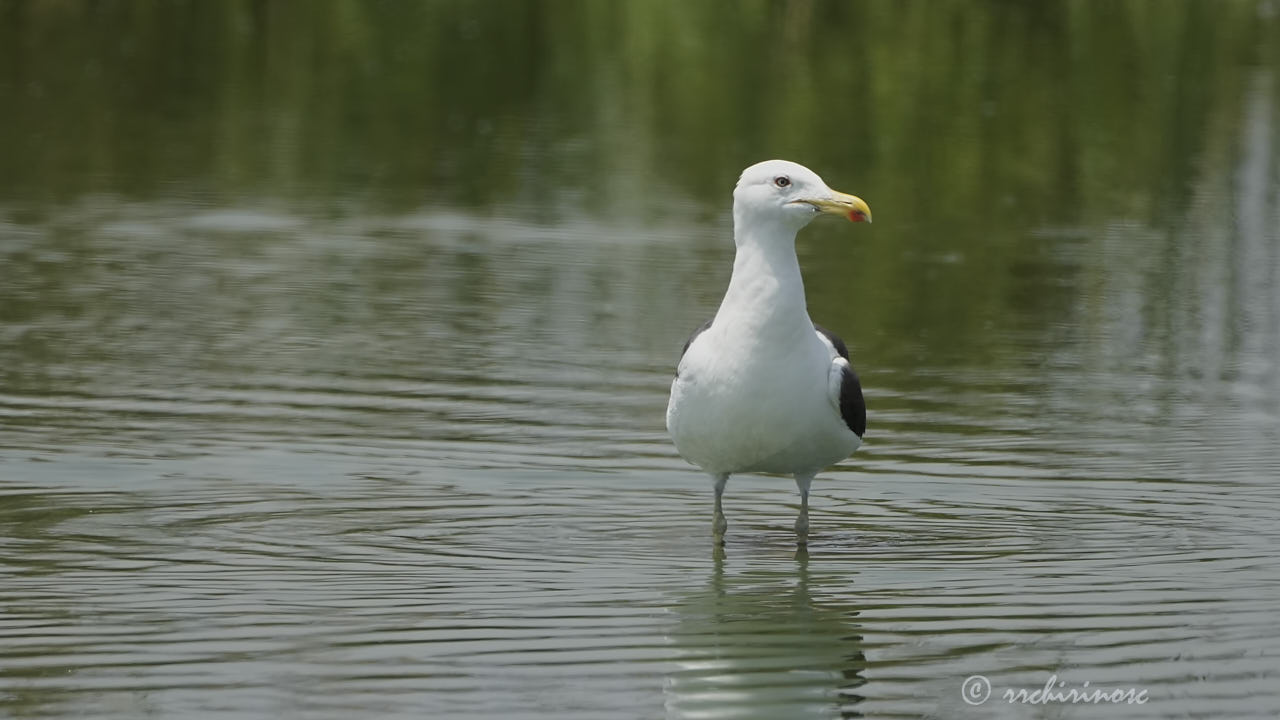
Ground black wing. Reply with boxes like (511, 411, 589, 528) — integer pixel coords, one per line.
(839, 364, 867, 438)
(815, 324, 866, 438)
(678, 318, 714, 364)
(814, 324, 849, 360)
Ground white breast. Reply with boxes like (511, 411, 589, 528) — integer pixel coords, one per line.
(667, 325, 859, 476)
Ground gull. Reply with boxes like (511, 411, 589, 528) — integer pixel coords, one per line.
(666, 159, 870, 546)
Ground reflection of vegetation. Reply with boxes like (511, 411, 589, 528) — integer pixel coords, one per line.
(0, 0, 1273, 378)
(1, 1, 1269, 210)
(0, 490, 141, 719)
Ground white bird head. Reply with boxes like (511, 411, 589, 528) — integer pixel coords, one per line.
(732, 159, 871, 234)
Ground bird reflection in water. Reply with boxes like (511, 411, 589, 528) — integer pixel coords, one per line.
(662, 548, 868, 719)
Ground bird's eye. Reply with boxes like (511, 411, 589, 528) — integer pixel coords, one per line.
(774, 176, 790, 188)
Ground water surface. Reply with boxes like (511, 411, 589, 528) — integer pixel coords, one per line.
(2, 2, 1279, 718)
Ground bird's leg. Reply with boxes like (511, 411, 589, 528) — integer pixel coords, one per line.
(794, 473, 813, 546)
(711, 474, 729, 544)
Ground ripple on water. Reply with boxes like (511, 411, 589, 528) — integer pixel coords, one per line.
(1, 199, 1279, 719)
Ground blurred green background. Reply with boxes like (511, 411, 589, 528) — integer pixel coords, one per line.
(3, 0, 1276, 383)
(3, 0, 1271, 216)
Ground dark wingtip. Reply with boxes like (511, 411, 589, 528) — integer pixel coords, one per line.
(839, 365, 866, 438)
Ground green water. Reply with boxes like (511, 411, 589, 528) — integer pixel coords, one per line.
(2, 2, 1278, 718)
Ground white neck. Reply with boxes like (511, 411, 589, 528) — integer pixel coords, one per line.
(714, 215, 812, 342)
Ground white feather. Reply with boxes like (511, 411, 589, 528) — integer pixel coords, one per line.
(666, 160, 861, 478)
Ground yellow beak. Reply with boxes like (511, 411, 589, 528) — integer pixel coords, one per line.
(806, 191, 872, 223)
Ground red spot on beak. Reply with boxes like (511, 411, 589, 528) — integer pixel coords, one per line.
(849, 210, 869, 223)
